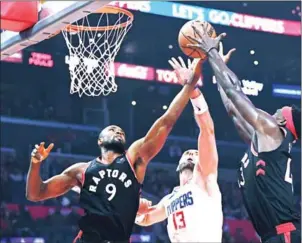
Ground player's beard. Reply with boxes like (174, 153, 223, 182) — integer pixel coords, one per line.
(178, 162, 195, 173)
(101, 138, 125, 154)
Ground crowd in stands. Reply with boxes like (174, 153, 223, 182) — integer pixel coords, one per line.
(1, 149, 300, 243)
(0, 84, 254, 144)
(0, 92, 57, 123)
(0, 73, 300, 243)
(1, 79, 301, 153)
(1, 2, 300, 242)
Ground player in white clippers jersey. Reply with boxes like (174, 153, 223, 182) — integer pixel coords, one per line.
(135, 57, 223, 243)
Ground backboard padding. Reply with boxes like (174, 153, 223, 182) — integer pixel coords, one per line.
(1, 1, 110, 60)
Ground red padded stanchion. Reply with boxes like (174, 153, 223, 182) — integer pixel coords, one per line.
(0, 1, 38, 32)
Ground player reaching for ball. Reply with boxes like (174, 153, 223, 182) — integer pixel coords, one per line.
(187, 23, 301, 243)
(135, 57, 223, 243)
(26, 57, 203, 243)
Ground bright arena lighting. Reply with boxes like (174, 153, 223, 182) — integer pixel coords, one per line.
(163, 105, 168, 110)
(131, 101, 136, 106)
(253, 60, 259, 65)
(250, 50, 255, 55)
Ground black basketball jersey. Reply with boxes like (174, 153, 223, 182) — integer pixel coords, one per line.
(79, 154, 141, 242)
(238, 127, 300, 239)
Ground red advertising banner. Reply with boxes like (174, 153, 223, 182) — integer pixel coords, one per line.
(156, 68, 203, 86)
(1, 51, 23, 63)
(29, 52, 54, 68)
(114, 62, 155, 81)
(113, 62, 203, 86)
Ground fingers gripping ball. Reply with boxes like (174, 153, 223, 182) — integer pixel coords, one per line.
(178, 20, 216, 59)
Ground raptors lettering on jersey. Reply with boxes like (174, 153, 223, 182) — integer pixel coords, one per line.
(88, 169, 133, 193)
(79, 156, 141, 241)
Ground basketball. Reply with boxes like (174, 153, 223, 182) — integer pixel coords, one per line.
(178, 20, 216, 59)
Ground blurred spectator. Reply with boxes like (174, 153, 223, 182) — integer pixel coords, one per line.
(2, 149, 300, 242)
(168, 141, 182, 158)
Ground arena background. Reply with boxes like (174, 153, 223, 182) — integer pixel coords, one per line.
(0, 1, 301, 243)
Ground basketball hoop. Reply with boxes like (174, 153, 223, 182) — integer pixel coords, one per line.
(62, 6, 133, 97)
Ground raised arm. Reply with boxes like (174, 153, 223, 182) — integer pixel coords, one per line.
(187, 25, 281, 138)
(218, 83, 253, 144)
(127, 58, 203, 183)
(26, 142, 84, 201)
(190, 89, 218, 178)
(212, 43, 253, 143)
(207, 50, 276, 133)
(208, 50, 282, 138)
(135, 196, 168, 227)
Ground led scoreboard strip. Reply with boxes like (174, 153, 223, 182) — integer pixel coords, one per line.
(109, 1, 301, 36)
(273, 84, 301, 99)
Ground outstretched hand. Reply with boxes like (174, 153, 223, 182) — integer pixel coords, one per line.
(168, 56, 203, 87)
(137, 198, 152, 215)
(213, 42, 236, 86)
(218, 42, 236, 64)
(186, 23, 226, 55)
(31, 142, 54, 163)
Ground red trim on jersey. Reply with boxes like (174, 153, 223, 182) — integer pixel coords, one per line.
(81, 171, 85, 186)
(284, 232, 291, 243)
(73, 230, 83, 243)
(256, 160, 266, 167)
(276, 222, 296, 243)
(281, 106, 298, 140)
(125, 152, 138, 180)
(276, 222, 296, 234)
(256, 168, 265, 176)
(81, 165, 89, 186)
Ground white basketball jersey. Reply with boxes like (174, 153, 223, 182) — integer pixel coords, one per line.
(163, 181, 223, 242)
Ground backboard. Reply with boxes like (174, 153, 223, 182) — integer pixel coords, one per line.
(0, 1, 110, 60)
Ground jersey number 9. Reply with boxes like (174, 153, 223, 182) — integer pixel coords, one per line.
(106, 183, 116, 201)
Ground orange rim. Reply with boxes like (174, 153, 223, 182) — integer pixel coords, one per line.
(65, 6, 133, 32)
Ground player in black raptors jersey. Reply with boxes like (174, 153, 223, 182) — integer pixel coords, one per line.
(187, 25, 301, 243)
(26, 58, 203, 243)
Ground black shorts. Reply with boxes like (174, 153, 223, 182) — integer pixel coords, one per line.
(262, 222, 301, 243)
(73, 231, 130, 243)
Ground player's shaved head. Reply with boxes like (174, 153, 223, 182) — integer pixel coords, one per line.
(99, 125, 125, 139)
(98, 125, 126, 154)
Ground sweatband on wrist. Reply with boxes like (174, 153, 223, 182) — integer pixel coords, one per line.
(190, 94, 208, 114)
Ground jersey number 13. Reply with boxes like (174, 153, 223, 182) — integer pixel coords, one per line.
(173, 211, 186, 230)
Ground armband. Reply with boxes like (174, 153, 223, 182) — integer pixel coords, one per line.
(190, 93, 208, 114)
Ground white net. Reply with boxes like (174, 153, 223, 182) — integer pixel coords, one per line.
(62, 7, 133, 97)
